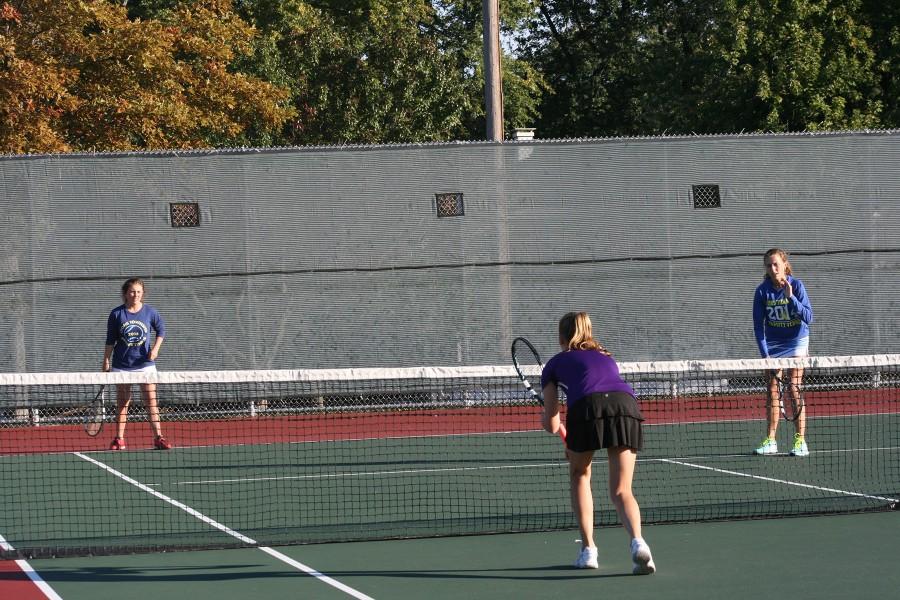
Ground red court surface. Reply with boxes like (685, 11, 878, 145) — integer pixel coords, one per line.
(3, 387, 895, 455)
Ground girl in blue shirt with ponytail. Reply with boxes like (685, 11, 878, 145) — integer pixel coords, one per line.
(752, 248, 814, 457)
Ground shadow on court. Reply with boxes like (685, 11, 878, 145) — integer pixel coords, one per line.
(22, 511, 900, 600)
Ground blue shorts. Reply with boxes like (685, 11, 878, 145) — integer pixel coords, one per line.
(767, 337, 809, 358)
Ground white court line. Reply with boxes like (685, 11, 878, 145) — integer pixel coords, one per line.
(641, 445, 900, 464)
(147, 445, 900, 488)
(74, 453, 375, 600)
(0, 533, 63, 600)
(661, 458, 900, 503)
(154, 461, 562, 486)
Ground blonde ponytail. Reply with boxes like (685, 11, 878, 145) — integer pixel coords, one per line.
(558, 312, 611, 356)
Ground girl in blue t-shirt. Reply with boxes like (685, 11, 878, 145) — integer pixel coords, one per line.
(102, 277, 171, 451)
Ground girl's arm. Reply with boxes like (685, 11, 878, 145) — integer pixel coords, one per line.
(150, 336, 164, 362)
(789, 280, 814, 325)
(752, 289, 768, 357)
(541, 383, 562, 434)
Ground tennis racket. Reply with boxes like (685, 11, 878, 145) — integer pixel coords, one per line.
(511, 337, 566, 441)
(84, 386, 106, 437)
(773, 371, 804, 422)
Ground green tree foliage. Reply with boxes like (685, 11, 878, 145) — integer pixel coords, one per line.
(230, 0, 545, 144)
(240, 0, 476, 144)
(520, 0, 889, 137)
(860, 0, 899, 125)
(428, 0, 546, 138)
(515, 1, 635, 137)
(634, 1, 744, 134)
(2, 0, 894, 153)
(715, 0, 881, 131)
(0, 0, 293, 153)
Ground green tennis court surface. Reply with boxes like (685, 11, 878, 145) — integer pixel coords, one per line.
(12, 512, 899, 600)
(2, 413, 897, 556)
(1, 357, 898, 559)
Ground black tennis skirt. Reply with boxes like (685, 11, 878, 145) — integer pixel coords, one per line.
(565, 391, 644, 452)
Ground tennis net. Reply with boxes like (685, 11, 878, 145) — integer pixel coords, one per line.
(1, 354, 898, 558)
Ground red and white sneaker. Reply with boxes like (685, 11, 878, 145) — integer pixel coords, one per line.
(153, 435, 172, 450)
(109, 437, 126, 450)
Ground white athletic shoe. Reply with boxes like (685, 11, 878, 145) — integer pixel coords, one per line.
(631, 538, 656, 575)
(753, 437, 778, 455)
(789, 433, 810, 457)
(574, 545, 599, 569)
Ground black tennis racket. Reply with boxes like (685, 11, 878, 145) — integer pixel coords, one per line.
(773, 371, 804, 422)
(511, 337, 566, 442)
(84, 386, 106, 437)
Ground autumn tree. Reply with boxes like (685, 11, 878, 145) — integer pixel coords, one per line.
(0, 0, 294, 153)
(0, 2, 80, 153)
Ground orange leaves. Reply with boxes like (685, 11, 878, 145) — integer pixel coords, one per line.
(0, 0, 293, 154)
(0, 3, 21, 24)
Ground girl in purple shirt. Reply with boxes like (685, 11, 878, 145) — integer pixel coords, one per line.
(540, 312, 654, 574)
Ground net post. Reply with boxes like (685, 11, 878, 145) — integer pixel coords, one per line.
(870, 370, 881, 389)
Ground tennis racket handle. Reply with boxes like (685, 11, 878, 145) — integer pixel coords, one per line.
(557, 422, 567, 441)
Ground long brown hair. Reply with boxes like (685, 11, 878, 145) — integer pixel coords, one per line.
(763, 248, 793, 281)
(558, 312, 611, 356)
